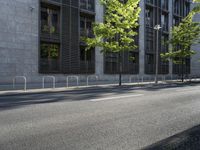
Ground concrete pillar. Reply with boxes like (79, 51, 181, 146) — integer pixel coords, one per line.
(191, 3, 200, 76)
(95, 0, 104, 75)
(139, 0, 145, 76)
(168, 0, 173, 76)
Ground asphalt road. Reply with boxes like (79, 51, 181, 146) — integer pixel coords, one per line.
(1, 84, 200, 150)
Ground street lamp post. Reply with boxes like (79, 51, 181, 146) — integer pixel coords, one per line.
(154, 24, 162, 84)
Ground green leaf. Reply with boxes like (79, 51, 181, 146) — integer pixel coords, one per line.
(84, 0, 141, 54)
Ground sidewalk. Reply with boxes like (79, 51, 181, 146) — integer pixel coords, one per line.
(0, 78, 156, 91)
(0, 80, 180, 97)
(1, 77, 200, 96)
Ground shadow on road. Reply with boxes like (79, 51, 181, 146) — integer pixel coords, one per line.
(0, 86, 139, 111)
(143, 82, 200, 91)
(0, 83, 200, 111)
(142, 125, 200, 150)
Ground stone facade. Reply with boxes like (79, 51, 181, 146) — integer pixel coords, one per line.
(191, 11, 200, 76)
(0, 0, 39, 83)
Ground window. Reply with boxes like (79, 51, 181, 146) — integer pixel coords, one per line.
(146, 39, 153, 52)
(161, 0, 168, 10)
(80, 16, 94, 38)
(145, 54, 155, 74)
(80, 46, 92, 61)
(131, 52, 139, 64)
(80, 0, 95, 11)
(41, 4, 60, 35)
(41, 43, 59, 59)
(174, 0, 180, 15)
(161, 35, 168, 53)
(88, 0, 94, 11)
(80, 46, 95, 73)
(40, 43, 60, 72)
(161, 13, 168, 31)
(146, 0, 154, 5)
(80, 0, 87, 9)
(147, 54, 154, 64)
(185, 3, 190, 16)
(145, 8, 153, 27)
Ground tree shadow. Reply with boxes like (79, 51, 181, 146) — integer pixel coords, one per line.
(142, 125, 200, 150)
(1, 82, 200, 111)
(0, 86, 138, 111)
(143, 82, 200, 91)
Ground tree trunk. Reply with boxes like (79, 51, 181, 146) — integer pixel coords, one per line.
(181, 58, 184, 82)
(118, 52, 122, 86)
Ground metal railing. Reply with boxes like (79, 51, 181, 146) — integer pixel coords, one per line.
(148, 76, 152, 82)
(140, 76, 144, 83)
(13, 76, 27, 91)
(42, 76, 55, 89)
(87, 75, 98, 86)
(66, 76, 79, 87)
(162, 76, 166, 82)
(129, 75, 140, 84)
(129, 76, 134, 83)
(8, 74, 200, 92)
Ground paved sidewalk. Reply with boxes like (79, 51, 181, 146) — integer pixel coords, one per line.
(1, 78, 199, 96)
(0, 81, 178, 96)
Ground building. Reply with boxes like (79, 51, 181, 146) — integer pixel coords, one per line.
(0, 0, 199, 84)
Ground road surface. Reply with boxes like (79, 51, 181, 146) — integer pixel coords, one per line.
(0, 84, 200, 150)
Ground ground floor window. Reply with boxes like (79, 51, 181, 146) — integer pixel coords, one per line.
(173, 58, 190, 75)
(145, 54, 154, 74)
(79, 46, 95, 74)
(104, 51, 139, 74)
(40, 42, 60, 73)
(80, 46, 92, 61)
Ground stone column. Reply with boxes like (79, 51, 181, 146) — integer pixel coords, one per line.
(139, 0, 145, 76)
(191, 3, 200, 76)
(168, 0, 173, 76)
(95, 0, 104, 76)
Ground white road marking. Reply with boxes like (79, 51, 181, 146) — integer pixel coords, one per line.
(176, 87, 200, 92)
(89, 94, 144, 102)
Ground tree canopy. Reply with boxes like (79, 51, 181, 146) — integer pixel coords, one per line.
(83, 0, 141, 54)
(161, 3, 200, 63)
(83, 0, 141, 86)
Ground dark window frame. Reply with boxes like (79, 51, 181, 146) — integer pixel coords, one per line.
(40, 3, 60, 36)
(39, 42, 61, 73)
(80, 0, 95, 12)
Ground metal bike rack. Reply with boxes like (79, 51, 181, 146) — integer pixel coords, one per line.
(148, 76, 152, 82)
(87, 75, 98, 86)
(42, 76, 55, 89)
(129, 75, 139, 83)
(170, 74, 173, 81)
(13, 76, 27, 91)
(176, 75, 179, 81)
(66, 76, 79, 87)
(135, 75, 140, 84)
(188, 75, 192, 82)
(162, 76, 166, 82)
(141, 76, 144, 83)
(129, 76, 134, 83)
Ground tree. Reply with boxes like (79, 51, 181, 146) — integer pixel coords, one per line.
(161, 3, 200, 82)
(83, 0, 141, 86)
